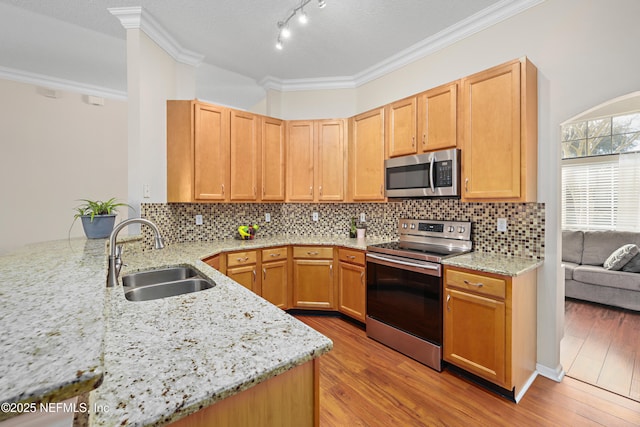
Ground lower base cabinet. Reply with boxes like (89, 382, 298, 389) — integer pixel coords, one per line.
(443, 266, 537, 400)
(261, 247, 289, 309)
(292, 246, 335, 310)
(337, 248, 366, 322)
(169, 359, 319, 427)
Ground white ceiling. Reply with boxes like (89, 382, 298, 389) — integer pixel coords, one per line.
(0, 0, 542, 94)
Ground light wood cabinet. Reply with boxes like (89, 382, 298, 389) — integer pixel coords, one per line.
(348, 108, 386, 201)
(167, 100, 230, 202)
(286, 120, 345, 202)
(261, 247, 289, 309)
(386, 97, 417, 158)
(460, 58, 537, 202)
(225, 251, 258, 292)
(443, 266, 537, 401)
(230, 110, 260, 201)
(292, 246, 335, 309)
(337, 248, 366, 322)
(417, 82, 458, 152)
(262, 117, 286, 201)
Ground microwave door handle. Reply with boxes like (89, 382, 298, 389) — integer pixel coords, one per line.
(429, 155, 435, 193)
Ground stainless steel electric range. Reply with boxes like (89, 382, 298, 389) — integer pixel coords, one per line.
(365, 218, 472, 371)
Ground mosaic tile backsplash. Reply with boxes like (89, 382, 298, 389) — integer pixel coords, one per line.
(140, 200, 545, 259)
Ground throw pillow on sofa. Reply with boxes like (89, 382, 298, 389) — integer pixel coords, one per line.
(622, 252, 640, 272)
(603, 244, 639, 270)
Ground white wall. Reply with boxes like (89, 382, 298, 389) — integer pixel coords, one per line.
(265, 0, 640, 377)
(0, 79, 128, 253)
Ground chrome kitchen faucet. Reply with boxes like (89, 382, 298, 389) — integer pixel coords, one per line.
(106, 218, 165, 287)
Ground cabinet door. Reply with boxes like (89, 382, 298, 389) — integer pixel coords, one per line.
(292, 259, 334, 309)
(461, 61, 521, 199)
(262, 260, 288, 309)
(227, 264, 257, 293)
(443, 287, 506, 387)
(338, 261, 365, 322)
(417, 82, 458, 152)
(349, 108, 385, 201)
(286, 121, 315, 201)
(316, 120, 345, 201)
(194, 103, 230, 201)
(262, 117, 286, 201)
(230, 110, 260, 201)
(386, 97, 417, 158)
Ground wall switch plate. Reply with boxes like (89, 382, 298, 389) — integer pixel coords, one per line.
(265, 213, 271, 222)
(360, 213, 366, 223)
(143, 184, 151, 198)
(497, 218, 507, 232)
(195, 214, 203, 225)
(312, 212, 319, 222)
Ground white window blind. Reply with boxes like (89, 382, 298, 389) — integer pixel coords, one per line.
(562, 153, 640, 231)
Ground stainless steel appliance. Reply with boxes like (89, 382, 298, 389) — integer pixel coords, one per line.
(366, 218, 472, 371)
(385, 148, 460, 198)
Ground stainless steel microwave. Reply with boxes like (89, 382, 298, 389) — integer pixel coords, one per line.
(384, 148, 461, 198)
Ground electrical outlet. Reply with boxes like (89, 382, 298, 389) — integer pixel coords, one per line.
(265, 213, 271, 223)
(312, 212, 319, 222)
(195, 214, 203, 225)
(497, 218, 507, 232)
(360, 213, 366, 223)
(143, 184, 151, 198)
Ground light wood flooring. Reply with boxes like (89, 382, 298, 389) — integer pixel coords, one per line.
(295, 314, 640, 427)
(561, 298, 640, 402)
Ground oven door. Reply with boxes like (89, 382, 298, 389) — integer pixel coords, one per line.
(366, 253, 442, 345)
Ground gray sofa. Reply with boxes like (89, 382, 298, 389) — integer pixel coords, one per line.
(562, 230, 640, 311)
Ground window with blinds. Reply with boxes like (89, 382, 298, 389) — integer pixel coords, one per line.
(562, 152, 640, 231)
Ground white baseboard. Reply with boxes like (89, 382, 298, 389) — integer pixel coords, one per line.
(536, 363, 565, 382)
(515, 371, 539, 403)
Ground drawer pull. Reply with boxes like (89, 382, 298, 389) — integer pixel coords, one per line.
(446, 294, 451, 311)
(307, 251, 319, 256)
(237, 257, 250, 262)
(347, 255, 356, 259)
(463, 279, 484, 288)
(270, 253, 281, 258)
(263, 268, 267, 280)
(360, 271, 365, 285)
(252, 269, 256, 283)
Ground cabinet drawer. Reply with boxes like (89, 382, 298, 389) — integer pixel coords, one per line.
(262, 247, 287, 262)
(293, 246, 333, 259)
(446, 269, 506, 299)
(338, 248, 365, 266)
(226, 250, 257, 267)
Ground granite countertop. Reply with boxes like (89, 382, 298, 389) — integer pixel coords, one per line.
(442, 252, 543, 276)
(0, 235, 387, 425)
(0, 238, 106, 421)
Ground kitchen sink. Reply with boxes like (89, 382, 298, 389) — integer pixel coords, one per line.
(121, 266, 215, 302)
(122, 266, 199, 288)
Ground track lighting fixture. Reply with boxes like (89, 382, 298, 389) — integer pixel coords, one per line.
(275, 0, 326, 50)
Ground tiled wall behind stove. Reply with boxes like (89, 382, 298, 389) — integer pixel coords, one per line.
(141, 200, 544, 259)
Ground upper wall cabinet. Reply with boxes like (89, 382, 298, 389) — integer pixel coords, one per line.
(230, 110, 260, 201)
(460, 58, 538, 202)
(261, 117, 286, 201)
(348, 108, 386, 201)
(386, 97, 417, 158)
(167, 100, 230, 202)
(417, 82, 458, 152)
(286, 119, 346, 202)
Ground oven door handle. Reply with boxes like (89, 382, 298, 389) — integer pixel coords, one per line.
(366, 253, 439, 271)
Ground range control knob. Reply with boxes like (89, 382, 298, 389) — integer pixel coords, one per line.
(410, 223, 416, 229)
(457, 226, 465, 233)
(448, 226, 455, 232)
(402, 223, 408, 229)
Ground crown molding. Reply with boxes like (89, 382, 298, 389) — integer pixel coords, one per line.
(0, 66, 127, 100)
(262, 0, 544, 92)
(109, 6, 204, 67)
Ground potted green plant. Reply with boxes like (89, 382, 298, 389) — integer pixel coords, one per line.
(72, 198, 132, 239)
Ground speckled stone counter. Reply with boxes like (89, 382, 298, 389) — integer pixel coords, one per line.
(0, 239, 106, 421)
(442, 252, 543, 276)
(0, 235, 387, 425)
(89, 235, 389, 426)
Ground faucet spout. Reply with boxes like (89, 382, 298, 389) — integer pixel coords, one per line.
(106, 218, 164, 287)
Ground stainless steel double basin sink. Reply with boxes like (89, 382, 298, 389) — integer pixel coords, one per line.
(121, 266, 215, 302)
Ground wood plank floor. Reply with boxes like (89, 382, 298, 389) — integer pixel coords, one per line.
(562, 298, 640, 402)
(295, 314, 640, 427)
